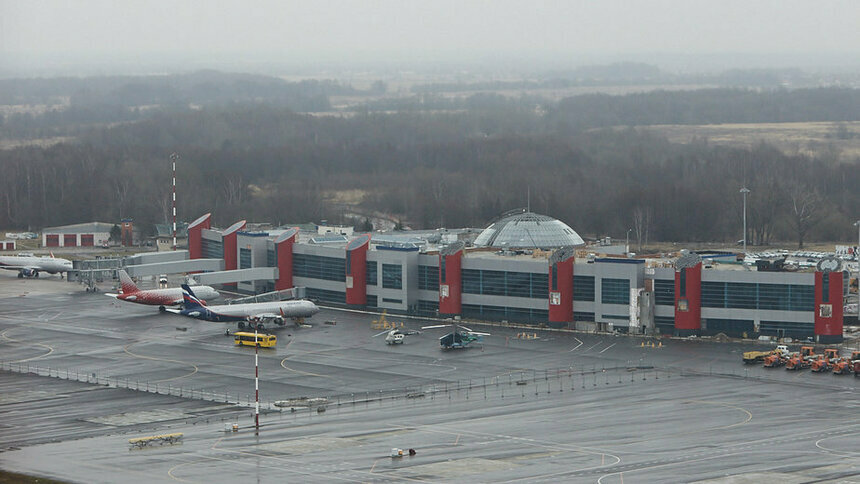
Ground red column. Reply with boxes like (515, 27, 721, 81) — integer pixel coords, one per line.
(439, 242, 464, 316)
(187, 213, 211, 259)
(548, 248, 574, 328)
(345, 235, 370, 306)
(814, 271, 843, 344)
(274, 228, 299, 291)
(674, 263, 702, 336)
(222, 220, 246, 288)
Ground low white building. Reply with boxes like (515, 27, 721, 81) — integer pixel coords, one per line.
(42, 222, 114, 248)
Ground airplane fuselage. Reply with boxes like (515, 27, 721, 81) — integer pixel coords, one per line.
(0, 254, 73, 277)
(115, 286, 219, 307)
(178, 299, 320, 322)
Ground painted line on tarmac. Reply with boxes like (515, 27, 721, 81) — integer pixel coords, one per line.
(684, 399, 753, 431)
(209, 436, 420, 483)
(814, 436, 860, 457)
(568, 337, 584, 352)
(1, 328, 55, 362)
(122, 342, 199, 383)
(599, 343, 617, 354)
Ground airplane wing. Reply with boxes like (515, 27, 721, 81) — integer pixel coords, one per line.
(0, 264, 35, 271)
(164, 308, 183, 314)
(104, 293, 120, 299)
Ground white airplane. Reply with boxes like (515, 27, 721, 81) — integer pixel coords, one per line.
(105, 269, 220, 312)
(0, 253, 73, 278)
(169, 284, 320, 329)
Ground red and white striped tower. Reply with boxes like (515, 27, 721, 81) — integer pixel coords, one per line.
(170, 153, 179, 250)
(254, 327, 260, 433)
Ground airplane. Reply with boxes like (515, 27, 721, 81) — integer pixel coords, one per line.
(168, 284, 320, 329)
(0, 252, 73, 278)
(105, 269, 220, 312)
(422, 321, 490, 349)
(373, 328, 420, 345)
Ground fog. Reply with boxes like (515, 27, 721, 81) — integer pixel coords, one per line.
(2, 0, 859, 76)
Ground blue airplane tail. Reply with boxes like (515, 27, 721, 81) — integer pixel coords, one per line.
(181, 284, 205, 309)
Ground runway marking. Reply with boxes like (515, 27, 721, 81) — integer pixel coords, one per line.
(683, 399, 753, 431)
(167, 460, 200, 483)
(454, 433, 461, 446)
(584, 341, 604, 352)
(207, 436, 423, 482)
(400, 422, 623, 479)
(568, 337, 583, 352)
(599, 343, 617, 354)
(814, 436, 860, 457)
(1, 328, 55, 362)
(123, 342, 199, 383)
(279, 356, 335, 378)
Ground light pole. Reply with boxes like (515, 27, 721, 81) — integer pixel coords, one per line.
(740, 187, 750, 255)
(626, 228, 632, 255)
(853, 220, 860, 261)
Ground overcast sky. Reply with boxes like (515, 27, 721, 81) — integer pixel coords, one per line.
(2, 0, 858, 74)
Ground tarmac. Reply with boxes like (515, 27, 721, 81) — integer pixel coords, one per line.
(0, 271, 857, 483)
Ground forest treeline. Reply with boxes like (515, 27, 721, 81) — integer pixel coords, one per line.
(0, 74, 858, 248)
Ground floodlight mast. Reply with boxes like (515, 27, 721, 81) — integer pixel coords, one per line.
(740, 187, 751, 255)
(171, 153, 179, 250)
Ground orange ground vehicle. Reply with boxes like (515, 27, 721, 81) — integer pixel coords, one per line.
(811, 349, 840, 373)
(763, 352, 787, 368)
(833, 351, 860, 375)
(786, 346, 815, 371)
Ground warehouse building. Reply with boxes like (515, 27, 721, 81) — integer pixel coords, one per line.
(187, 211, 851, 343)
(42, 222, 114, 248)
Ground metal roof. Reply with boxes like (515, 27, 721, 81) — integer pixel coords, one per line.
(188, 213, 211, 230)
(274, 227, 300, 244)
(43, 222, 115, 234)
(474, 211, 584, 249)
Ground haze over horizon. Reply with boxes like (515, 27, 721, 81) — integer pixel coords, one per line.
(2, 0, 859, 77)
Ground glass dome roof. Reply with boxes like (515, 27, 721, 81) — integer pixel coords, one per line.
(474, 211, 584, 249)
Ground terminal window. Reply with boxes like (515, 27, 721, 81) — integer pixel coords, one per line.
(601, 278, 630, 305)
(382, 264, 402, 289)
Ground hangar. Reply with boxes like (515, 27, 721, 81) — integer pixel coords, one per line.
(42, 222, 114, 248)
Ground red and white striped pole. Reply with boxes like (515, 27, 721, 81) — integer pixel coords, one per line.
(170, 153, 179, 250)
(254, 326, 260, 433)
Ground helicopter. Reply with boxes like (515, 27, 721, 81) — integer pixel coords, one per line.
(421, 321, 490, 349)
(373, 328, 421, 345)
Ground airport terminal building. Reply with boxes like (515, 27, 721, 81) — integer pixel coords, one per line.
(187, 211, 853, 344)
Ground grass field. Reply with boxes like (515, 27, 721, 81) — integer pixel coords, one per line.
(639, 121, 860, 160)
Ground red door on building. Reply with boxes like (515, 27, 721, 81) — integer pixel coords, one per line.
(46, 235, 59, 247)
(63, 234, 77, 247)
(81, 234, 94, 246)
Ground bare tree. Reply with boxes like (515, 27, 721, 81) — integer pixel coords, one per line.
(632, 206, 652, 252)
(786, 183, 821, 249)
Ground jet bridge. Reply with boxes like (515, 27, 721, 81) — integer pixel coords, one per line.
(227, 286, 306, 304)
(189, 268, 278, 286)
(124, 259, 224, 277)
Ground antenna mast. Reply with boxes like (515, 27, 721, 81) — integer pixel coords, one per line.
(170, 153, 179, 250)
(527, 186, 530, 213)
